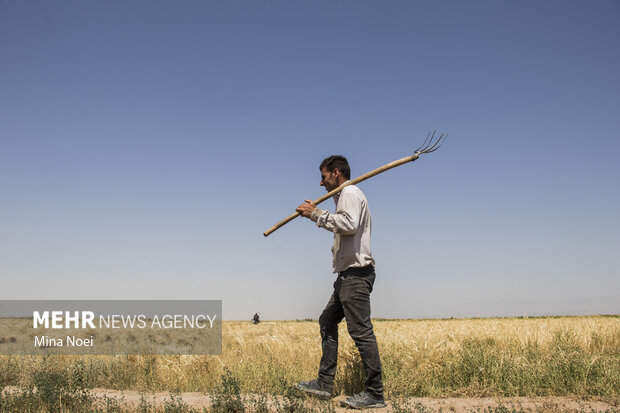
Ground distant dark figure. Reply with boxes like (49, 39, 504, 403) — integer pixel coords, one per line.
(252, 313, 260, 324)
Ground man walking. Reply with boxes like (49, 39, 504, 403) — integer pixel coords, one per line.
(295, 155, 385, 409)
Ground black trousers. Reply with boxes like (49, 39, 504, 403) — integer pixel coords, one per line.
(318, 265, 384, 397)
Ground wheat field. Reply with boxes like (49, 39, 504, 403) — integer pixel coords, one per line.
(1, 316, 618, 399)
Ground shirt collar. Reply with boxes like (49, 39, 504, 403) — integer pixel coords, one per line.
(333, 180, 350, 204)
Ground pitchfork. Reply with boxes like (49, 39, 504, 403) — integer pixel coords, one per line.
(263, 131, 447, 237)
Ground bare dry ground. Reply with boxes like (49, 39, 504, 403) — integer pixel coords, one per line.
(90, 388, 619, 412)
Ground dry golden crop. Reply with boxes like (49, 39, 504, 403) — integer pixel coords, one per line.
(1, 316, 618, 398)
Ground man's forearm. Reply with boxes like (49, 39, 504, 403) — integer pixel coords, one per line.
(311, 208, 358, 235)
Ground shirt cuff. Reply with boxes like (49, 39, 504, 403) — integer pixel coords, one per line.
(310, 207, 323, 222)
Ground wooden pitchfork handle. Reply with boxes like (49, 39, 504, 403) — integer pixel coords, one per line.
(263, 131, 447, 237)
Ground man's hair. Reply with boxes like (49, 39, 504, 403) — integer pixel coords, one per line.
(320, 155, 351, 180)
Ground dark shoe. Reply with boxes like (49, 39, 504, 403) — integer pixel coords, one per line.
(294, 379, 333, 398)
(340, 391, 386, 409)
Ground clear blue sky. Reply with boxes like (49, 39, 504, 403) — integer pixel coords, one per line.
(1, 1, 618, 319)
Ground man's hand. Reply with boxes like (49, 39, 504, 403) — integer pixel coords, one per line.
(296, 200, 317, 218)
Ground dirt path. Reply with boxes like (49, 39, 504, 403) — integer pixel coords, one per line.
(89, 388, 619, 412)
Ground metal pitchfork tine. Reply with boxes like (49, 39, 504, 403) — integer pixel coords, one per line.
(414, 130, 447, 156)
(263, 130, 448, 237)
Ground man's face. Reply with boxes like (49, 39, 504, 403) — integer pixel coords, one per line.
(320, 167, 339, 192)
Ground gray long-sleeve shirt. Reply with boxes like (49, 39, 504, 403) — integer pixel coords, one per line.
(310, 182, 375, 273)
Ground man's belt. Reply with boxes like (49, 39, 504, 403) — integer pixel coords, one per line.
(339, 265, 375, 278)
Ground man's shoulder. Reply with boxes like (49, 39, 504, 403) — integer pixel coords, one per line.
(341, 184, 367, 200)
